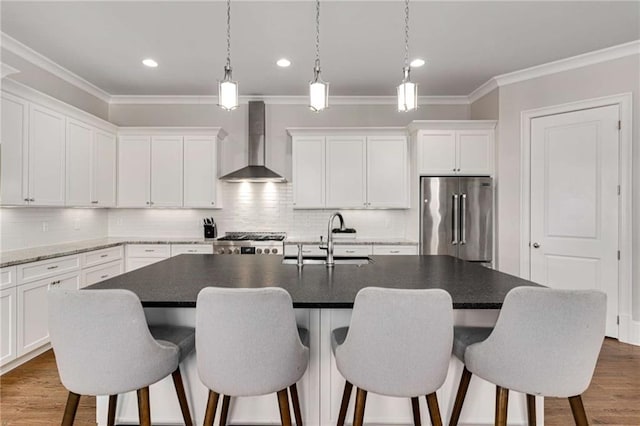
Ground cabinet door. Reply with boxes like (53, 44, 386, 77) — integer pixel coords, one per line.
(93, 131, 117, 207)
(118, 136, 150, 207)
(183, 136, 217, 208)
(151, 136, 183, 207)
(326, 136, 366, 208)
(17, 272, 80, 356)
(366, 136, 409, 208)
(28, 104, 66, 205)
(417, 131, 457, 175)
(1, 93, 29, 206)
(0, 287, 17, 365)
(292, 136, 325, 208)
(65, 119, 93, 206)
(457, 130, 493, 175)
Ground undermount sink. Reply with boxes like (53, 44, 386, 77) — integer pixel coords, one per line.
(282, 256, 371, 266)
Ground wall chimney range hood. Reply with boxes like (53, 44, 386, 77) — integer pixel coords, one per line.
(220, 101, 286, 183)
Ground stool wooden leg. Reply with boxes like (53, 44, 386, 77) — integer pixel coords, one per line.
(172, 368, 193, 425)
(337, 381, 353, 426)
(277, 389, 293, 426)
(449, 367, 472, 426)
(411, 397, 422, 426)
(219, 395, 230, 426)
(107, 394, 117, 426)
(495, 386, 509, 426)
(203, 390, 220, 426)
(568, 395, 589, 426)
(353, 388, 367, 426)
(526, 394, 536, 426)
(137, 387, 151, 426)
(425, 393, 443, 426)
(61, 391, 81, 426)
(289, 383, 303, 426)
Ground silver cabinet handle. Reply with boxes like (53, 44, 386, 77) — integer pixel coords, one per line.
(532, 242, 540, 249)
(452, 194, 459, 245)
(211, 201, 215, 205)
(460, 193, 467, 245)
(390, 250, 400, 253)
(47, 265, 58, 270)
(91, 200, 99, 204)
(100, 274, 109, 279)
(144, 249, 155, 252)
(146, 201, 150, 205)
(24, 198, 30, 202)
(346, 250, 355, 253)
(187, 250, 197, 253)
(30, 198, 35, 202)
(100, 254, 108, 258)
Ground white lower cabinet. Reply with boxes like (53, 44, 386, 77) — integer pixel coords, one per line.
(125, 244, 170, 272)
(372, 245, 418, 255)
(170, 244, 213, 256)
(82, 260, 124, 288)
(0, 287, 17, 366)
(16, 271, 80, 357)
(333, 245, 372, 257)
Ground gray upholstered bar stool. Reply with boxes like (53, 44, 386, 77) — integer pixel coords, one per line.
(448, 287, 606, 426)
(48, 289, 195, 426)
(332, 287, 453, 426)
(196, 287, 309, 426)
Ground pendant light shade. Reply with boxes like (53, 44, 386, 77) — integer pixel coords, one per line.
(218, 0, 238, 111)
(309, 64, 329, 112)
(309, 0, 328, 112)
(397, 0, 418, 112)
(397, 67, 417, 112)
(219, 65, 238, 111)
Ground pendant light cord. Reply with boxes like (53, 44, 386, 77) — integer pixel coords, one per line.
(226, 0, 232, 68)
(315, 0, 321, 69)
(404, 0, 410, 69)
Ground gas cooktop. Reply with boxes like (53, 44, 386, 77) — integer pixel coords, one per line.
(216, 232, 286, 241)
(212, 232, 286, 255)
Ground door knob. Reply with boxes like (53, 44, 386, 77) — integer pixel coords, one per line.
(532, 242, 540, 248)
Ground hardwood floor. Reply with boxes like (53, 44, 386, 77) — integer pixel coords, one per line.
(0, 338, 638, 425)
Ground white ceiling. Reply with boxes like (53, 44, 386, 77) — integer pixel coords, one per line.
(1, 1, 639, 97)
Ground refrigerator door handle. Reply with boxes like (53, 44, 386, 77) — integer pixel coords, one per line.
(460, 193, 467, 245)
(452, 194, 459, 245)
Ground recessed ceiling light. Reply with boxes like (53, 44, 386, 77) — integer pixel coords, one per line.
(142, 58, 158, 68)
(410, 58, 425, 68)
(276, 58, 291, 68)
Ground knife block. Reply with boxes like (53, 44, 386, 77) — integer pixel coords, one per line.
(204, 224, 217, 239)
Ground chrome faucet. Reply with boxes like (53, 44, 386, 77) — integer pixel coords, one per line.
(321, 212, 345, 267)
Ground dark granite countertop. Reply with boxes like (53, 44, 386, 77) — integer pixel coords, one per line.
(88, 255, 542, 309)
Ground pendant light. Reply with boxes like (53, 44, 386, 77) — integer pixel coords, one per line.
(309, 0, 329, 112)
(218, 0, 238, 110)
(397, 0, 418, 112)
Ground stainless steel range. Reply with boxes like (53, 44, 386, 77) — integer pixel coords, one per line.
(212, 232, 285, 255)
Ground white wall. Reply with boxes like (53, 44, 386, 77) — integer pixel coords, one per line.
(495, 54, 640, 320)
(0, 208, 108, 251)
(108, 182, 409, 240)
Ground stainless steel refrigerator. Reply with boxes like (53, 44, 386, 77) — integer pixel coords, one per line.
(420, 177, 493, 262)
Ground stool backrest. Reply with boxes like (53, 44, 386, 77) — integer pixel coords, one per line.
(196, 287, 309, 396)
(48, 289, 178, 396)
(467, 287, 606, 397)
(336, 287, 453, 397)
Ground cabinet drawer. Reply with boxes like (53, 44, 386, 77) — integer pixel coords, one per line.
(1, 287, 17, 366)
(171, 244, 213, 256)
(17, 255, 81, 285)
(334, 245, 372, 257)
(372, 245, 418, 255)
(126, 244, 171, 258)
(284, 245, 325, 257)
(83, 246, 123, 268)
(1, 266, 17, 290)
(82, 260, 123, 287)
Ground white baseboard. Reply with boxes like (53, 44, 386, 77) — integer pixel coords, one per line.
(618, 314, 640, 346)
(0, 344, 52, 375)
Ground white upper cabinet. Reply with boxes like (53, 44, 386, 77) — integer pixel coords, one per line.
(413, 121, 496, 176)
(326, 136, 366, 208)
(183, 136, 217, 208)
(1, 92, 28, 206)
(28, 104, 66, 206)
(366, 136, 409, 208)
(65, 119, 93, 206)
(118, 136, 151, 207)
(93, 130, 117, 207)
(150, 136, 183, 207)
(289, 129, 409, 209)
(292, 136, 325, 208)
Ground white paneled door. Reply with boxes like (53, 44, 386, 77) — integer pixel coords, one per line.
(530, 105, 619, 337)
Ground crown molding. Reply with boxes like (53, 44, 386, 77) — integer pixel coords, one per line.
(1, 32, 112, 103)
(467, 78, 498, 104)
(110, 94, 470, 106)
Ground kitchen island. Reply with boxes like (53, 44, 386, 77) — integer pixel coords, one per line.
(89, 255, 543, 425)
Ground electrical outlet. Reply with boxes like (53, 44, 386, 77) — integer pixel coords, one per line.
(42, 221, 48, 232)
